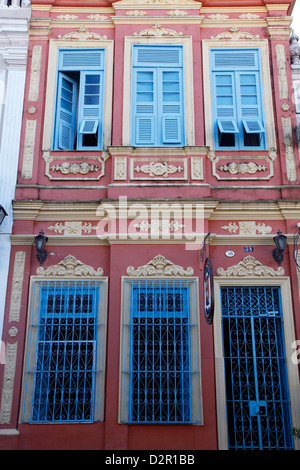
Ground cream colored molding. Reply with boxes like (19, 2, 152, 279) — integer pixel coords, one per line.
(36, 254, 104, 277)
(276, 44, 289, 100)
(282, 117, 297, 182)
(221, 221, 272, 235)
(127, 254, 194, 277)
(191, 157, 204, 180)
(8, 251, 26, 323)
(133, 23, 183, 37)
(21, 120, 37, 180)
(202, 39, 276, 151)
(28, 45, 42, 102)
(210, 26, 260, 40)
(0, 343, 18, 425)
(113, 0, 202, 10)
(42, 152, 109, 181)
(216, 255, 285, 277)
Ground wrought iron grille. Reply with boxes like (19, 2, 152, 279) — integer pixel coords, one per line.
(221, 286, 294, 450)
(22, 280, 106, 423)
(126, 280, 194, 424)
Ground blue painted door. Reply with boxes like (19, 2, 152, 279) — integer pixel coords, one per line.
(221, 286, 294, 449)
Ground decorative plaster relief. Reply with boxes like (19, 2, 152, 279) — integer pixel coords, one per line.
(42, 152, 109, 181)
(221, 221, 272, 235)
(0, 343, 18, 425)
(36, 254, 104, 277)
(211, 26, 260, 40)
(208, 152, 277, 180)
(28, 45, 42, 102)
(191, 157, 204, 180)
(87, 15, 110, 21)
(127, 254, 194, 277)
(208, 14, 229, 20)
(21, 119, 37, 179)
(217, 255, 285, 277)
(167, 10, 188, 16)
(126, 10, 147, 16)
(56, 14, 78, 20)
(276, 44, 289, 100)
(114, 157, 127, 181)
(282, 117, 297, 181)
(47, 222, 97, 235)
(131, 158, 187, 180)
(8, 251, 26, 323)
(133, 24, 183, 37)
(133, 220, 185, 234)
(58, 25, 108, 40)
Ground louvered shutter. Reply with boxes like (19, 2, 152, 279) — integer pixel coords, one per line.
(77, 71, 104, 150)
(161, 69, 183, 144)
(133, 69, 156, 146)
(56, 72, 77, 150)
(213, 72, 239, 136)
(237, 72, 265, 135)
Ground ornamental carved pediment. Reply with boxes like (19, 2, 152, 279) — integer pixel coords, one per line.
(216, 255, 285, 277)
(36, 255, 104, 277)
(127, 254, 194, 277)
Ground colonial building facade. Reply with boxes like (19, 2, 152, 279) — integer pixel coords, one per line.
(0, 0, 300, 450)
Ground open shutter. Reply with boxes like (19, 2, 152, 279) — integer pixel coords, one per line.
(133, 69, 156, 146)
(237, 72, 265, 135)
(213, 72, 239, 140)
(77, 71, 104, 150)
(56, 72, 77, 150)
(161, 69, 184, 145)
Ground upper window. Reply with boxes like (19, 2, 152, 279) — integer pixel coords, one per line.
(131, 45, 185, 147)
(53, 49, 105, 151)
(210, 48, 266, 150)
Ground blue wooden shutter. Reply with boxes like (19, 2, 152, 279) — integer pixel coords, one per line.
(161, 69, 184, 144)
(237, 72, 265, 135)
(77, 71, 104, 150)
(55, 72, 77, 150)
(133, 69, 156, 146)
(213, 72, 239, 138)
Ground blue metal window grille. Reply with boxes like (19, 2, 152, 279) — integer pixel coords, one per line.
(22, 280, 107, 423)
(53, 49, 105, 151)
(210, 48, 266, 151)
(221, 286, 294, 450)
(124, 280, 196, 424)
(131, 45, 185, 147)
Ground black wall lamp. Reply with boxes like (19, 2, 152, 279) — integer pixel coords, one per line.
(272, 229, 287, 266)
(0, 205, 8, 226)
(35, 230, 48, 265)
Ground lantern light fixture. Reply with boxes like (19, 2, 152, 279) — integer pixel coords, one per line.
(272, 229, 287, 266)
(34, 230, 48, 266)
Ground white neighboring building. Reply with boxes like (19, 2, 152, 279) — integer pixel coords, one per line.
(290, 30, 300, 149)
(0, 0, 31, 344)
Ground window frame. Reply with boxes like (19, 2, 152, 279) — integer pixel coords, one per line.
(42, 39, 114, 153)
(131, 45, 185, 147)
(20, 276, 108, 424)
(123, 36, 195, 147)
(202, 40, 276, 152)
(119, 277, 203, 425)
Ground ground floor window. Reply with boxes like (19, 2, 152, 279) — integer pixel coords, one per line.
(21, 279, 107, 423)
(221, 285, 294, 449)
(119, 278, 202, 424)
